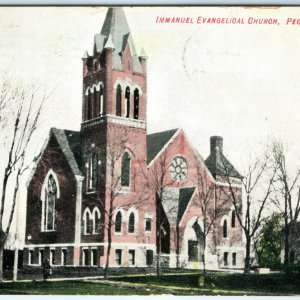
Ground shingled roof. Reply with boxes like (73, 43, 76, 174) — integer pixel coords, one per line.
(147, 128, 179, 164)
(93, 8, 143, 73)
(161, 187, 195, 226)
(51, 128, 82, 177)
(205, 142, 242, 179)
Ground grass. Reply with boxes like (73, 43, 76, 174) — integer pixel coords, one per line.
(0, 280, 151, 295)
(111, 272, 300, 295)
(1, 272, 300, 295)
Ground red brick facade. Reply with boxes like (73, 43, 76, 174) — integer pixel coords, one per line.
(24, 8, 244, 271)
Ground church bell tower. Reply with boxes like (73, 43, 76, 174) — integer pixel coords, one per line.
(80, 7, 148, 193)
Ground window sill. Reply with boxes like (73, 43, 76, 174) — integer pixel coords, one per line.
(127, 232, 137, 235)
(119, 187, 130, 194)
(86, 190, 97, 195)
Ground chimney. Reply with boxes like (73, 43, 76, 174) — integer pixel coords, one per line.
(210, 136, 223, 153)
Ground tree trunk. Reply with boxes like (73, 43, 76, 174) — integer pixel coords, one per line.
(156, 194, 162, 276)
(203, 237, 206, 275)
(284, 214, 289, 273)
(13, 247, 19, 282)
(156, 225, 161, 276)
(0, 245, 4, 282)
(104, 220, 111, 279)
(244, 236, 251, 273)
(176, 225, 180, 269)
(104, 208, 113, 279)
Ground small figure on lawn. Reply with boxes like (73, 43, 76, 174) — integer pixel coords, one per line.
(42, 258, 51, 281)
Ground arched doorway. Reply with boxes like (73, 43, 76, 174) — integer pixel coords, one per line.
(187, 221, 205, 262)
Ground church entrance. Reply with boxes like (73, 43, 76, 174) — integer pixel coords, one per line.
(187, 221, 204, 262)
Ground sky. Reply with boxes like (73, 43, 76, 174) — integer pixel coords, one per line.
(1, 6, 300, 244)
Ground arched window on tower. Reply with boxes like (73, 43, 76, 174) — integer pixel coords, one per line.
(86, 152, 98, 191)
(99, 85, 104, 116)
(121, 152, 131, 187)
(93, 87, 97, 119)
(231, 210, 236, 228)
(115, 211, 122, 233)
(87, 89, 92, 120)
(116, 84, 122, 117)
(42, 174, 58, 231)
(128, 212, 135, 233)
(125, 86, 130, 118)
(223, 219, 228, 238)
(133, 88, 139, 119)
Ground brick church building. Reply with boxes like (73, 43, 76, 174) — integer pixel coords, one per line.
(24, 8, 244, 271)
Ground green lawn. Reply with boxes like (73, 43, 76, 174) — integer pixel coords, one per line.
(1, 273, 300, 295)
(111, 272, 300, 295)
(0, 281, 150, 295)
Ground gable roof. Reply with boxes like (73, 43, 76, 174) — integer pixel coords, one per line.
(147, 128, 179, 164)
(51, 128, 82, 177)
(161, 187, 195, 226)
(205, 147, 242, 179)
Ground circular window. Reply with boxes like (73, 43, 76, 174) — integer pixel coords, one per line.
(169, 156, 188, 182)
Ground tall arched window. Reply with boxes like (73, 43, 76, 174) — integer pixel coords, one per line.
(231, 210, 236, 228)
(99, 85, 104, 116)
(223, 219, 228, 238)
(115, 211, 122, 233)
(133, 88, 139, 119)
(116, 84, 122, 117)
(93, 87, 97, 119)
(83, 208, 92, 235)
(93, 207, 101, 234)
(42, 173, 58, 231)
(86, 152, 98, 191)
(87, 89, 92, 120)
(128, 212, 135, 233)
(125, 86, 130, 118)
(121, 152, 131, 187)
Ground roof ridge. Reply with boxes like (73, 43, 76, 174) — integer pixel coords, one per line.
(147, 128, 179, 137)
(51, 128, 82, 177)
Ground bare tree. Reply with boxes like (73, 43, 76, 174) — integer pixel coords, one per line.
(270, 140, 300, 272)
(95, 126, 147, 279)
(143, 150, 175, 276)
(193, 162, 224, 274)
(0, 79, 45, 281)
(221, 152, 277, 273)
(98, 126, 128, 279)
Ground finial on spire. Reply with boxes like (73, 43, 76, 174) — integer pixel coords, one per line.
(82, 50, 89, 59)
(104, 34, 115, 50)
(139, 47, 148, 58)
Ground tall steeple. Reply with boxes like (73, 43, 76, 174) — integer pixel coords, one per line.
(93, 7, 142, 73)
(81, 7, 147, 126)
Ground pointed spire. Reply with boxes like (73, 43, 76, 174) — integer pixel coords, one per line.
(104, 34, 115, 50)
(100, 7, 136, 55)
(82, 50, 89, 59)
(139, 47, 147, 58)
